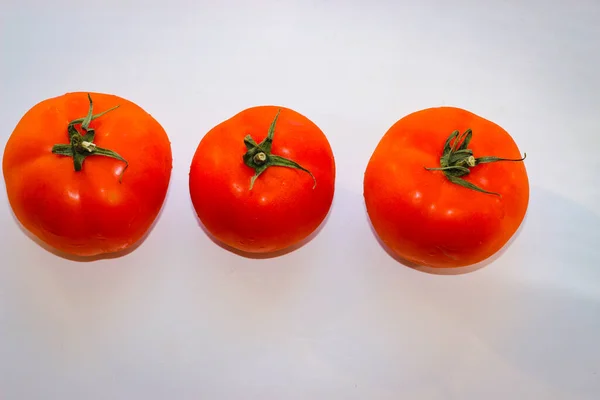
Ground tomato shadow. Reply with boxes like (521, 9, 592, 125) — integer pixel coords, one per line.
(9, 189, 171, 263)
(364, 201, 529, 276)
(191, 202, 332, 260)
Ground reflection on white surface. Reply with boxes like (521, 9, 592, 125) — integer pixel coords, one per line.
(0, 0, 599, 399)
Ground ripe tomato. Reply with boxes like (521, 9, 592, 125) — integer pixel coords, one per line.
(364, 107, 529, 268)
(2, 92, 172, 257)
(189, 106, 335, 254)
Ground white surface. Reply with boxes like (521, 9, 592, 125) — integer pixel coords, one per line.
(1, 0, 599, 399)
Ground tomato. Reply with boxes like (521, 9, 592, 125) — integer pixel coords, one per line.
(189, 106, 335, 254)
(364, 107, 529, 268)
(2, 92, 172, 257)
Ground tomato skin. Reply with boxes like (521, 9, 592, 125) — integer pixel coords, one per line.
(364, 107, 529, 268)
(189, 106, 335, 254)
(2, 92, 172, 257)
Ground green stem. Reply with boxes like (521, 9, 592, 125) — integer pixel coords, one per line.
(51, 93, 128, 183)
(424, 128, 526, 196)
(242, 109, 316, 190)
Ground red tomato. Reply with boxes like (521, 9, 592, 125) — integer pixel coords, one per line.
(2, 92, 172, 257)
(364, 107, 529, 268)
(189, 106, 335, 254)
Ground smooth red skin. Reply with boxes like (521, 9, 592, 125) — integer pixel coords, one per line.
(189, 106, 335, 254)
(364, 107, 529, 268)
(2, 92, 172, 257)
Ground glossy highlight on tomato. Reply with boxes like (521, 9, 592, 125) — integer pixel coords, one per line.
(364, 106, 529, 268)
(189, 105, 335, 254)
(2, 92, 173, 257)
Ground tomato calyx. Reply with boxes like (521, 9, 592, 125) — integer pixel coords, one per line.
(242, 109, 316, 190)
(425, 129, 526, 196)
(51, 93, 129, 183)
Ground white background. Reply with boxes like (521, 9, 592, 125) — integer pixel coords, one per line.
(1, 0, 599, 399)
